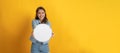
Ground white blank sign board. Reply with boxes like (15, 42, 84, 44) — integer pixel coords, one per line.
(33, 24, 52, 42)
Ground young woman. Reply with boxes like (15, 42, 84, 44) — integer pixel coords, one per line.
(30, 6, 53, 53)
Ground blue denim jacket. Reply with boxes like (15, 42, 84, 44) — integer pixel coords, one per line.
(30, 19, 51, 44)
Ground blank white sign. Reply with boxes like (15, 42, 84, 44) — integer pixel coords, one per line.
(33, 24, 52, 42)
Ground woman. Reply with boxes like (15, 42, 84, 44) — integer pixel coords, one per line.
(30, 6, 53, 53)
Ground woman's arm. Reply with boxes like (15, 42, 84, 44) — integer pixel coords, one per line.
(31, 20, 37, 35)
(32, 20, 37, 29)
(47, 21, 54, 37)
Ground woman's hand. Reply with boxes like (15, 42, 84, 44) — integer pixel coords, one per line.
(52, 32, 54, 37)
(31, 31, 33, 35)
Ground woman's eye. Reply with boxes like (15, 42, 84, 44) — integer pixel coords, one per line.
(38, 12, 40, 14)
(42, 12, 44, 14)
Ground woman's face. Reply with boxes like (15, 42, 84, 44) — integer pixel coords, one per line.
(37, 9, 45, 21)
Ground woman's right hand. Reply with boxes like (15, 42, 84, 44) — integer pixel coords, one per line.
(31, 31, 33, 35)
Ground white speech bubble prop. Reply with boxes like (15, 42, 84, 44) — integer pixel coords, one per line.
(33, 24, 52, 42)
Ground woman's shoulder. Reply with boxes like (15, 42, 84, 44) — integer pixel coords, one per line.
(32, 19, 39, 22)
(46, 21, 51, 26)
(32, 19, 37, 21)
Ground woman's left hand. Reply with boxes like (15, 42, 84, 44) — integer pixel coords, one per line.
(52, 32, 54, 37)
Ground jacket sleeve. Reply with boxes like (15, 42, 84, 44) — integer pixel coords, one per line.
(30, 20, 38, 43)
(32, 20, 37, 29)
(47, 21, 51, 27)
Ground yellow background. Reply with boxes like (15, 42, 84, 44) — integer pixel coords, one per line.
(0, 0, 120, 53)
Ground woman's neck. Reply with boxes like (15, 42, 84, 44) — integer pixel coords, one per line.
(39, 19, 42, 23)
(39, 19, 45, 24)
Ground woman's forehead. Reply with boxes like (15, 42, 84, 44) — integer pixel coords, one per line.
(38, 9, 44, 12)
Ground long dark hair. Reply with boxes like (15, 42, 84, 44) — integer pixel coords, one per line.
(35, 6, 48, 23)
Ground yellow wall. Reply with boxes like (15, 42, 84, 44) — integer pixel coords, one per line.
(0, 0, 120, 53)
